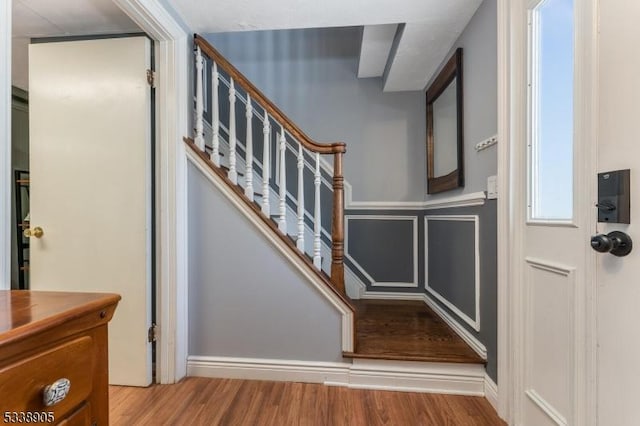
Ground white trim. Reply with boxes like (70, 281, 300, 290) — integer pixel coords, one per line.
(424, 215, 480, 331)
(348, 359, 485, 395)
(360, 291, 424, 301)
(345, 215, 418, 288)
(525, 390, 567, 426)
(0, 0, 11, 290)
(496, 0, 514, 421)
(423, 294, 487, 359)
(187, 356, 486, 396)
(344, 263, 366, 299)
(188, 356, 350, 385)
(485, 374, 499, 412)
(187, 148, 354, 352)
(345, 190, 487, 211)
(573, 1, 599, 424)
(114, 0, 189, 384)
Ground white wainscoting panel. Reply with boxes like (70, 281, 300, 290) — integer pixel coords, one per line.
(524, 258, 575, 426)
(345, 215, 418, 288)
(424, 215, 480, 331)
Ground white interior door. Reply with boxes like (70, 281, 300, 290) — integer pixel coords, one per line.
(596, 1, 640, 425)
(514, 0, 597, 424)
(28, 37, 153, 387)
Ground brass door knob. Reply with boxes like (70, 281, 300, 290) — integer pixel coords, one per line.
(24, 227, 44, 238)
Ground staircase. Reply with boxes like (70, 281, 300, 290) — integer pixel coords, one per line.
(187, 34, 347, 299)
(185, 35, 487, 393)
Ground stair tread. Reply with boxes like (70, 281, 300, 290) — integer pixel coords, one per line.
(345, 299, 485, 364)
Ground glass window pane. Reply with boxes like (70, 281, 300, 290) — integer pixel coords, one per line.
(529, 0, 574, 221)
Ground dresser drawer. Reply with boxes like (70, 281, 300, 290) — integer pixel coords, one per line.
(58, 402, 91, 426)
(0, 336, 94, 421)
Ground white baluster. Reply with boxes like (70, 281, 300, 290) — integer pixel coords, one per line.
(296, 143, 305, 251)
(211, 62, 220, 166)
(313, 153, 322, 269)
(261, 112, 271, 215)
(228, 78, 238, 184)
(278, 126, 287, 233)
(245, 94, 254, 201)
(194, 46, 205, 150)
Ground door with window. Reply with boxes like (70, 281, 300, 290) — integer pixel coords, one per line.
(28, 37, 154, 387)
(514, 0, 597, 424)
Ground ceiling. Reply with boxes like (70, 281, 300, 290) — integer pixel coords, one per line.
(11, 0, 484, 92)
(12, 0, 139, 38)
(171, 0, 483, 91)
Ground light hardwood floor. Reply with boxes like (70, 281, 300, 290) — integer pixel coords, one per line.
(110, 377, 505, 425)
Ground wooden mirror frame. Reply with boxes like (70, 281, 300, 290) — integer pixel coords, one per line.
(426, 48, 464, 194)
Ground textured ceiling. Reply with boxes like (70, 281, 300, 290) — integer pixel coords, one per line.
(12, 0, 140, 38)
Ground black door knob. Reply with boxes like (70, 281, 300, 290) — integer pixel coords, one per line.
(590, 234, 612, 252)
(590, 231, 633, 257)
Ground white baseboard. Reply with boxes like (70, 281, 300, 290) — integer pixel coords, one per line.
(360, 291, 424, 300)
(187, 356, 486, 396)
(484, 374, 498, 411)
(423, 294, 487, 359)
(188, 356, 350, 385)
(348, 359, 485, 395)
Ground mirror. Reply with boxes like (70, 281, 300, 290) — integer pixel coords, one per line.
(426, 48, 464, 194)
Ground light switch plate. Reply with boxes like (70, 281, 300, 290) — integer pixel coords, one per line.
(487, 175, 498, 199)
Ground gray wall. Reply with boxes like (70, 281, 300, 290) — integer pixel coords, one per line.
(425, 0, 497, 200)
(188, 163, 344, 362)
(426, 202, 498, 381)
(344, 202, 498, 381)
(203, 27, 426, 202)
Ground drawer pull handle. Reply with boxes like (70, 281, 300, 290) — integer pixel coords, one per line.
(43, 378, 71, 406)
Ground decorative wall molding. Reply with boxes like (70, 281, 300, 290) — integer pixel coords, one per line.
(345, 215, 418, 288)
(424, 215, 481, 331)
(187, 356, 486, 396)
(423, 294, 487, 359)
(421, 192, 487, 210)
(485, 374, 499, 412)
(345, 189, 486, 211)
(187, 148, 354, 352)
(525, 389, 567, 426)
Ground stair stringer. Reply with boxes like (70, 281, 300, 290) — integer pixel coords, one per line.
(186, 146, 355, 353)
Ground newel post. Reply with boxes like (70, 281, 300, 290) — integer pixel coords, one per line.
(331, 150, 346, 296)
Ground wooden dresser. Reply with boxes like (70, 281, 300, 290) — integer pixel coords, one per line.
(0, 291, 120, 425)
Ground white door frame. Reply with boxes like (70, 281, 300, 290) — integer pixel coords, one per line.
(0, 0, 190, 384)
(496, 0, 599, 423)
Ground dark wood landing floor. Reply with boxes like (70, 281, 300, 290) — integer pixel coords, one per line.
(110, 377, 505, 425)
(344, 299, 485, 364)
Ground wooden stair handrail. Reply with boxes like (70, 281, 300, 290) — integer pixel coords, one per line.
(194, 34, 346, 155)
